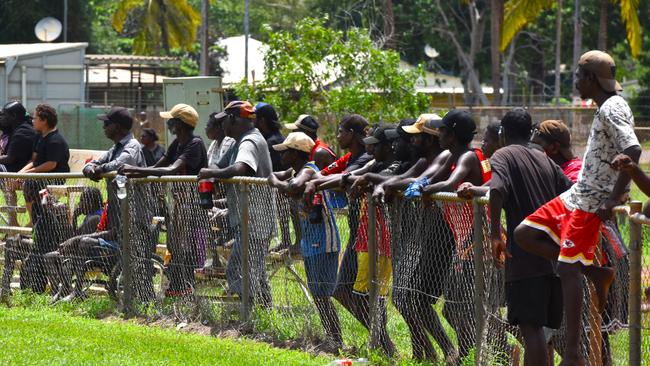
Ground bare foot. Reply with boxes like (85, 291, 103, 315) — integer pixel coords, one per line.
(585, 266, 615, 313)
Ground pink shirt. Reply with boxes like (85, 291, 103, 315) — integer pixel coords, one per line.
(561, 157, 583, 184)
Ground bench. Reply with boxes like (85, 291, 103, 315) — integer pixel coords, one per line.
(47, 184, 87, 224)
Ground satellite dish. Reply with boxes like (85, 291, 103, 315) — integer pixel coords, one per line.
(35, 17, 62, 42)
(424, 44, 439, 59)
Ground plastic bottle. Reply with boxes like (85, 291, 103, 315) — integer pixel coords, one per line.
(115, 174, 127, 199)
(198, 179, 214, 209)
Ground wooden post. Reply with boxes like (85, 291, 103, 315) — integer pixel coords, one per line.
(367, 196, 380, 349)
(121, 180, 134, 318)
(240, 183, 251, 321)
(628, 201, 642, 366)
(472, 200, 486, 366)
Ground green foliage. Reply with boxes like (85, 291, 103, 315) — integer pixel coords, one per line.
(235, 17, 429, 132)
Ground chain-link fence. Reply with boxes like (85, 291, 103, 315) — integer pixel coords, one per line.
(1, 173, 648, 365)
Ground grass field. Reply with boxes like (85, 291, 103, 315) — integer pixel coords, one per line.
(0, 293, 327, 366)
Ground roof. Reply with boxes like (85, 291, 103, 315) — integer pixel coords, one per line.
(85, 54, 180, 65)
(216, 36, 268, 85)
(0, 43, 87, 60)
(86, 66, 168, 84)
(400, 61, 495, 94)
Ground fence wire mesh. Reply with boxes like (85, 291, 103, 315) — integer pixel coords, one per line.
(0, 173, 648, 365)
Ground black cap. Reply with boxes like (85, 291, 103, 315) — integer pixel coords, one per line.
(285, 114, 319, 133)
(386, 118, 415, 139)
(363, 124, 398, 145)
(97, 107, 133, 130)
(432, 109, 476, 138)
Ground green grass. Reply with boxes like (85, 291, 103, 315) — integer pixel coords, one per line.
(0, 296, 327, 366)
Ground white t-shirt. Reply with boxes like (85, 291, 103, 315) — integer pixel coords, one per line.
(561, 95, 639, 212)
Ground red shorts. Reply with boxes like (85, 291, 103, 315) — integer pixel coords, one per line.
(521, 196, 601, 266)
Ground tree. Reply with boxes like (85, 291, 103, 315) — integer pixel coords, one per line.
(112, 0, 201, 55)
(598, 0, 642, 58)
(234, 17, 429, 139)
(491, 0, 504, 104)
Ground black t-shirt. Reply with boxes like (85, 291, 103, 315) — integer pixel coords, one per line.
(347, 152, 373, 172)
(264, 131, 285, 172)
(33, 130, 70, 172)
(490, 144, 572, 282)
(165, 136, 208, 175)
(5, 122, 37, 172)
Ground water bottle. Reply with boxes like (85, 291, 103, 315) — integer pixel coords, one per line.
(115, 174, 127, 199)
(198, 179, 214, 209)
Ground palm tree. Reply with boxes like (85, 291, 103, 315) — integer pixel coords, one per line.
(112, 0, 201, 55)
(500, 0, 642, 58)
(490, 0, 504, 104)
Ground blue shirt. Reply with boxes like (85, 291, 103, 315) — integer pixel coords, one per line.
(297, 162, 341, 257)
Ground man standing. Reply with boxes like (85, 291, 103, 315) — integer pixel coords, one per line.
(124, 103, 209, 297)
(254, 102, 284, 171)
(489, 109, 573, 366)
(515, 51, 641, 366)
(198, 101, 274, 306)
(285, 114, 336, 169)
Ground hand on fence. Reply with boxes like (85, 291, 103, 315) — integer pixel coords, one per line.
(456, 182, 475, 200)
(83, 164, 103, 181)
(372, 185, 386, 204)
(303, 182, 316, 206)
(491, 237, 510, 268)
(611, 154, 635, 172)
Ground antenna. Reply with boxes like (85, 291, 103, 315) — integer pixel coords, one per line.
(424, 44, 439, 59)
(34, 17, 62, 42)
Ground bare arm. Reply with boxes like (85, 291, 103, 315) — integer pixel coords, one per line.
(197, 162, 255, 180)
(599, 145, 642, 220)
(423, 152, 478, 194)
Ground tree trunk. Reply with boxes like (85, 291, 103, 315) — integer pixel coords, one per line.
(598, 0, 608, 51)
(554, 0, 563, 105)
(157, 0, 170, 55)
(383, 0, 395, 49)
(490, 0, 504, 104)
(572, 0, 582, 97)
(502, 36, 517, 106)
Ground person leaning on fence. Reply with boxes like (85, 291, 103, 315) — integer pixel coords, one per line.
(285, 114, 337, 170)
(487, 108, 573, 366)
(268, 131, 343, 350)
(302, 115, 397, 354)
(363, 114, 458, 361)
(123, 103, 209, 298)
(514, 51, 641, 366)
(139, 128, 165, 167)
(0, 101, 38, 226)
(198, 100, 274, 306)
(19, 104, 70, 224)
(414, 110, 491, 361)
(456, 121, 502, 199)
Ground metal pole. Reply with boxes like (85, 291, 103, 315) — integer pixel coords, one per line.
(200, 0, 209, 76)
(240, 183, 251, 321)
(472, 200, 486, 366)
(121, 181, 134, 318)
(367, 196, 380, 349)
(244, 0, 249, 83)
(63, 0, 68, 42)
(628, 201, 642, 366)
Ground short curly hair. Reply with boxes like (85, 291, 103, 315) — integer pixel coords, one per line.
(34, 104, 58, 128)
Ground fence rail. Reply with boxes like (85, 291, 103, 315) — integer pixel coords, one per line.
(0, 172, 647, 365)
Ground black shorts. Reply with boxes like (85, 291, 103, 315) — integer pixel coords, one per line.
(506, 275, 563, 329)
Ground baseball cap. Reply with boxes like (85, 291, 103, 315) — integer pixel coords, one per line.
(224, 100, 256, 119)
(272, 132, 315, 153)
(578, 50, 622, 92)
(402, 113, 442, 135)
(537, 120, 571, 148)
(160, 104, 199, 127)
(285, 114, 319, 133)
(430, 109, 477, 138)
(254, 102, 279, 122)
(363, 124, 398, 145)
(97, 107, 134, 129)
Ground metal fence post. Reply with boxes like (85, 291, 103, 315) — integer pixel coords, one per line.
(628, 201, 642, 366)
(121, 180, 134, 318)
(367, 195, 380, 350)
(472, 199, 486, 366)
(240, 183, 252, 321)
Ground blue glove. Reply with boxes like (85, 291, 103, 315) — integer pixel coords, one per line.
(404, 177, 429, 199)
